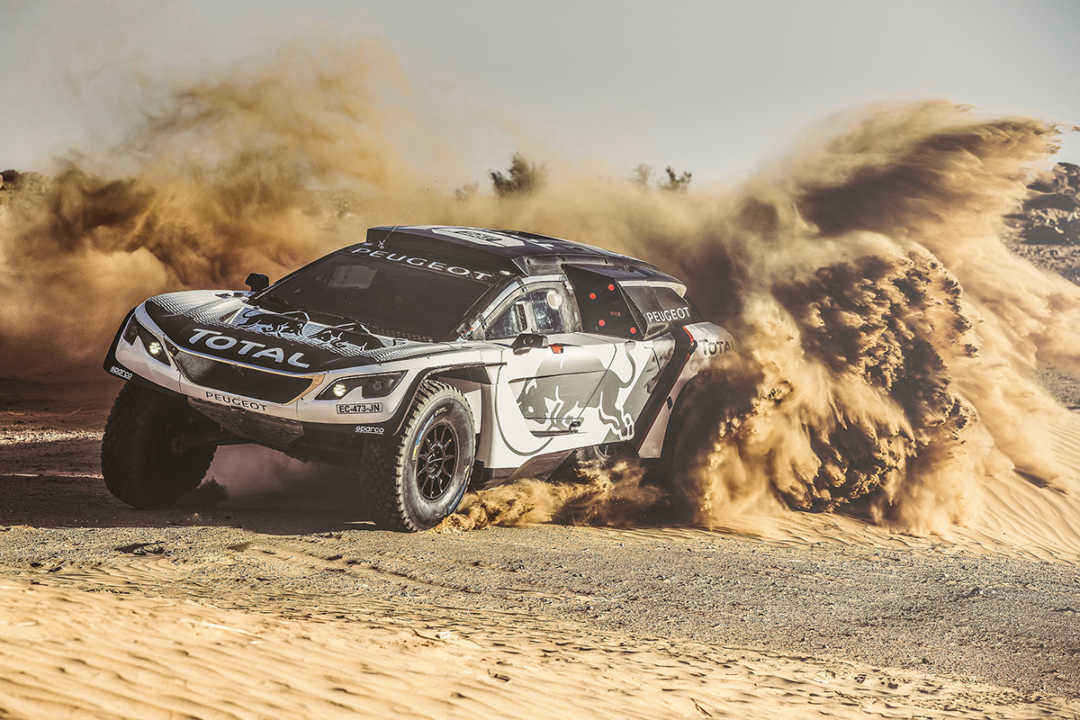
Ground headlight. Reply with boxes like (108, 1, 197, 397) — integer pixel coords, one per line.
(124, 316, 171, 366)
(317, 371, 405, 401)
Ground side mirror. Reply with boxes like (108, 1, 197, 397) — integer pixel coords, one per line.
(511, 332, 548, 354)
(245, 273, 270, 291)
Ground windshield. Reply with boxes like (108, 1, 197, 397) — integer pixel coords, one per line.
(252, 251, 495, 341)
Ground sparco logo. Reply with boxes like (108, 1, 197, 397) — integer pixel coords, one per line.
(645, 307, 691, 324)
(109, 365, 133, 380)
(187, 328, 311, 369)
(354, 425, 385, 434)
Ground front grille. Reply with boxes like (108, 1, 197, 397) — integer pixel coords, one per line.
(175, 352, 313, 403)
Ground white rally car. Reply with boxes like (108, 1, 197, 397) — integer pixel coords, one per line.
(102, 226, 733, 530)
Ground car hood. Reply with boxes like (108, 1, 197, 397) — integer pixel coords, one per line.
(144, 290, 460, 373)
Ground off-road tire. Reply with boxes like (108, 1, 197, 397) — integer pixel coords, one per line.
(366, 380, 475, 531)
(101, 382, 218, 509)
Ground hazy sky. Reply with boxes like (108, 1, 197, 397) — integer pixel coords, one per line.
(2, 0, 1078, 180)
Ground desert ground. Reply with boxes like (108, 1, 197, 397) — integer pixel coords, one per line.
(1, 376, 1078, 719)
(3, 107, 1080, 717)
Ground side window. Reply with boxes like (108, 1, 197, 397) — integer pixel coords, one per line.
(622, 285, 700, 336)
(570, 275, 640, 338)
(527, 288, 570, 333)
(485, 301, 526, 339)
(484, 284, 575, 340)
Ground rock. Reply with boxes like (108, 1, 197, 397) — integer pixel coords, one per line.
(114, 541, 166, 555)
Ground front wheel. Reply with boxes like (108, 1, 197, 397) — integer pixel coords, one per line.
(101, 382, 218, 509)
(366, 380, 476, 531)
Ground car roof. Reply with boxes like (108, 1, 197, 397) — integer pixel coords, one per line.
(361, 225, 680, 282)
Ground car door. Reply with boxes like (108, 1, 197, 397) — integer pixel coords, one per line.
(483, 278, 617, 435)
(562, 268, 674, 444)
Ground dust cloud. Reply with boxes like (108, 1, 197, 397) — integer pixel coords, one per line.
(2, 43, 1077, 537)
(446, 103, 1080, 535)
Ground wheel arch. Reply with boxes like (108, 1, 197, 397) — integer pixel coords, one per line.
(428, 366, 487, 437)
(387, 364, 490, 437)
(656, 369, 721, 463)
(364, 377, 478, 531)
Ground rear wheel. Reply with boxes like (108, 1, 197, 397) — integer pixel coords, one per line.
(655, 372, 728, 520)
(101, 383, 218, 509)
(367, 380, 475, 531)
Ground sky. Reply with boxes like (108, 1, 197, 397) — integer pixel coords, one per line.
(1, 0, 1078, 181)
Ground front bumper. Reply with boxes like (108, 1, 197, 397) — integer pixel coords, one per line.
(187, 398, 382, 461)
(104, 305, 410, 430)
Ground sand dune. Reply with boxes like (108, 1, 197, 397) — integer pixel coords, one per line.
(1, 573, 1075, 720)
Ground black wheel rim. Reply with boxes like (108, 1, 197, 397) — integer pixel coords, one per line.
(417, 420, 458, 501)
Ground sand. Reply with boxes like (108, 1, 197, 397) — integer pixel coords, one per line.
(1, 573, 1072, 720)
(2, 382, 1079, 718)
